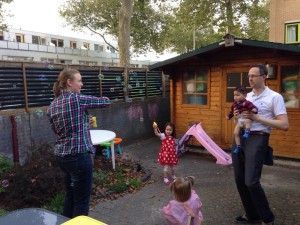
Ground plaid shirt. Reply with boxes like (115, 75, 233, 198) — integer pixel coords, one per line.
(47, 91, 111, 156)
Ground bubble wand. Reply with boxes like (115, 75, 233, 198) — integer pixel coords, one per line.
(152, 121, 161, 133)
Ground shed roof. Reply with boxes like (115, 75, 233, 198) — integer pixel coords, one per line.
(149, 39, 300, 70)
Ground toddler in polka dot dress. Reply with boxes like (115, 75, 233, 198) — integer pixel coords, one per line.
(153, 122, 178, 185)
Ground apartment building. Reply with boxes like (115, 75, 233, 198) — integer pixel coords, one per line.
(0, 29, 151, 68)
(269, 0, 300, 44)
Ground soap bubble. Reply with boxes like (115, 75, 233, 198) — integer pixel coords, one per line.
(98, 74, 104, 80)
(47, 64, 54, 70)
(115, 76, 121, 82)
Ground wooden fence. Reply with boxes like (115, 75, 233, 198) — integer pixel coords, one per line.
(0, 61, 168, 111)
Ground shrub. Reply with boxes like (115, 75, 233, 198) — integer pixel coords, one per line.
(0, 154, 13, 176)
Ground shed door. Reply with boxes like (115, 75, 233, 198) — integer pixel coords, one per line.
(222, 68, 251, 147)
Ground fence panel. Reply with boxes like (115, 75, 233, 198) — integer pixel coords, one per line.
(147, 71, 162, 96)
(128, 70, 146, 99)
(101, 69, 124, 101)
(25, 67, 59, 107)
(0, 67, 25, 110)
(80, 69, 101, 97)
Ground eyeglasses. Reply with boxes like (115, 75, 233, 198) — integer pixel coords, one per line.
(247, 74, 262, 79)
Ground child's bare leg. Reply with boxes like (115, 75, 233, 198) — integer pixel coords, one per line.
(233, 124, 241, 146)
(163, 166, 171, 184)
(170, 166, 176, 180)
(233, 124, 242, 154)
(242, 119, 252, 138)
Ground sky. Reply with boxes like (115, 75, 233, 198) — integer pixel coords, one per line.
(3, 0, 177, 61)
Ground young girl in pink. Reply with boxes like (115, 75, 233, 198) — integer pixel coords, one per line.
(153, 122, 178, 185)
(162, 176, 203, 225)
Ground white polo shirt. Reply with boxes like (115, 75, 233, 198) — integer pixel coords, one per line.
(246, 87, 287, 133)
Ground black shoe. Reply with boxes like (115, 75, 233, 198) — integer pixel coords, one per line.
(235, 215, 262, 224)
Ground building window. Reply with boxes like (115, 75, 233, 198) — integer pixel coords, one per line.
(41, 58, 55, 63)
(51, 39, 57, 46)
(32, 35, 46, 45)
(0, 31, 4, 40)
(226, 72, 251, 102)
(79, 60, 97, 66)
(3, 55, 33, 62)
(285, 22, 300, 43)
(281, 65, 300, 108)
(57, 39, 64, 47)
(182, 68, 208, 105)
(82, 42, 90, 50)
(32, 35, 39, 44)
(70, 41, 77, 49)
(51, 38, 64, 47)
(94, 44, 104, 52)
(16, 33, 25, 43)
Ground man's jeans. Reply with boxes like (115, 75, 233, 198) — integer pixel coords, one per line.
(57, 153, 93, 218)
(232, 133, 274, 223)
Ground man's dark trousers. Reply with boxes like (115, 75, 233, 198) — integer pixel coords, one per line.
(232, 133, 274, 223)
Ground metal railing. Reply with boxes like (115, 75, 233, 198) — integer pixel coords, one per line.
(0, 40, 119, 59)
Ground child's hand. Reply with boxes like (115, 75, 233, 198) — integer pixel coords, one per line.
(153, 122, 158, 129)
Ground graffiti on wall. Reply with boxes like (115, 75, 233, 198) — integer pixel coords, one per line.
(127, 105, 144, 122)
(147, 103, 159, 121)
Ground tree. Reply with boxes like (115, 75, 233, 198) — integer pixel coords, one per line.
(0, 0, 13, 31)
(59, 0, 167, 66)
(118, 0, 133, 67)
(245, 0, 270, 40)
(164, 0, 270, 53)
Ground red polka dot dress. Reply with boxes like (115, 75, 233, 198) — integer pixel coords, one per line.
(158, 134, 178, 166)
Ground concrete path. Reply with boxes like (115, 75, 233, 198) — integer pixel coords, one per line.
(90, 138, 300, 225)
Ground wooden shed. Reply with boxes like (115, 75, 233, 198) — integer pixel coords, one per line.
(149, 36, 300, 159)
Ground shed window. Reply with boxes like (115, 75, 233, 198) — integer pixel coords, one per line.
(183, 68, 208, 105)
(285, 22, 300, 43)
(281, 65, 300, 109)
(226, 72, 251, 102)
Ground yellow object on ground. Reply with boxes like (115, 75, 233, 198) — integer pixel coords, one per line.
(61, 216, 108, 225)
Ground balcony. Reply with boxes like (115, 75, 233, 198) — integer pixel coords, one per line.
(0, 40, 119, 59)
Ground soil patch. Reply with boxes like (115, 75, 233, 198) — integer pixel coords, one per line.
(0, 144, 150, 213)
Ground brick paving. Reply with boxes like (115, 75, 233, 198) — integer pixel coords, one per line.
(90, 138, 300, 225)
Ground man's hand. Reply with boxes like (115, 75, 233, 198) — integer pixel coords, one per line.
(242, 111, 259, 121)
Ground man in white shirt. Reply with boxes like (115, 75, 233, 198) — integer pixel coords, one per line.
(233, 64, 289, 225)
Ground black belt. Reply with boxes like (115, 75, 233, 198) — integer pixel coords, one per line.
(249, 131, 270, 136)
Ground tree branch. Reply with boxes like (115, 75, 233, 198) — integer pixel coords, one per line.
(86, 25, 119, 52)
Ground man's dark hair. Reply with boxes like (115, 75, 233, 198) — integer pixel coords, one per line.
(235, 86, 247, 95)
(250, 64, 268, 76)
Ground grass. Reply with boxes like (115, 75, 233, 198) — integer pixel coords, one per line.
(43, 192, 65, 214)
(0, 154, 13, 177)
(0, 208, 7, 216)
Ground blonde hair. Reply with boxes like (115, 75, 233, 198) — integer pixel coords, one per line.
(170, 176, 195, 202)
(53, 68, 80, 97)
